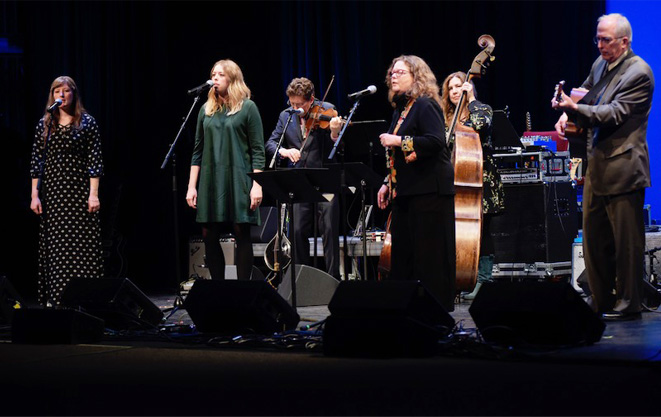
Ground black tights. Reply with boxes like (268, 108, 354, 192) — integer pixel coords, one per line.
(202, 223, 254, 280)
(480, 214, 494, 257)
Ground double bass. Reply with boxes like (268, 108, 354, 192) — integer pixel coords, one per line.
(447, 35, 496, 292)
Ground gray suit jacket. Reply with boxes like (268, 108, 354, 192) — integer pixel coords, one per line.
(572, 51, 654, 196)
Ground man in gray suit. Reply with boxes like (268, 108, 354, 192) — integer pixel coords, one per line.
(553, 13, 654, 320)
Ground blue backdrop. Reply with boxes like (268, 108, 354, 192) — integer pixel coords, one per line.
(609, 1, 661, 219)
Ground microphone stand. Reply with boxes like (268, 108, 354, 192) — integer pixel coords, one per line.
(36, 111, 56, 194)
(266, 112, 297, 287)
(35, 113, 56, 306)
(160, 92, 204, 306)
(360, 179, 368, 280)
(329, 99, 362, 280)
(269, 112, 297, 169)
(646, 246, 661, 285)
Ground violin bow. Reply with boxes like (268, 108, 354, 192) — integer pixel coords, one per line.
(300, 75, 335, 154)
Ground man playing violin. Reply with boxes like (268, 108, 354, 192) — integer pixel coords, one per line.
(552, 13, 654, 321)
(266, 77, 343, 279)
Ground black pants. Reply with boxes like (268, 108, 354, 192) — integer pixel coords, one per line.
(389, 193, 456, 312)
(202, 222, 254, 281)
(480, 214, 495, 256)
(293, 198, 340, 279)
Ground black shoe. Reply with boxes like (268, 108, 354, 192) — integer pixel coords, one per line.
(601, 310, 642, 321)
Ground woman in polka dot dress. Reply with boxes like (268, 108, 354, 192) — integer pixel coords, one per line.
(29, 76, 104, 307)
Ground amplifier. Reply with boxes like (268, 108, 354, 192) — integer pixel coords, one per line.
(494, 151, 571, 184)
(189, 237, 235, 279)
(491, 182, 578, 263)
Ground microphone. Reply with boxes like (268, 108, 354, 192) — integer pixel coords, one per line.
(47, 99, 62, 113)
(347, 85, 377, 100)
(285, 108, 305, 115)
(187, 80, 213, 96)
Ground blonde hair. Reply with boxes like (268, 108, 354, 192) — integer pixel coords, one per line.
(43, 76, 86, 133)
(440, 71, 477, 126)
(385, 55, 441, 107)
(205, 59, 251, 116)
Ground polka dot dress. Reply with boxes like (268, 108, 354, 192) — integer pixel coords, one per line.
(30, 113, 104, 306)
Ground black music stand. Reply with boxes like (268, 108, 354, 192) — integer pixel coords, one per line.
(292, 168, 342, 271)
(327, 163, 383, 280)
(492, 109, 524, 150)
(249, 170, 326, 310)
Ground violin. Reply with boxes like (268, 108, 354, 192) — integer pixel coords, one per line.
(302, 75, 348, 132)
(304, 105, 339, 131)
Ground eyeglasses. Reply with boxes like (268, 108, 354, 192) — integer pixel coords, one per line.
(593, 36, 624, 45)
(389, 69, 410, 78)
(287, 99, 309, 108)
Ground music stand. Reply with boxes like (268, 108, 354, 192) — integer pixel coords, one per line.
(327, 163, 383, 280)
(492, 110, 524, 150)
(293, 168, 342, 271)
(249, 170, 326, 310)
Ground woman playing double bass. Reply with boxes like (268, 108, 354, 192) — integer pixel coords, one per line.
(377, 55, 456, 312)
(441, 72, 505, 299)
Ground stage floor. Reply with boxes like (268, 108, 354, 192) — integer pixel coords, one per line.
(1, 290, 660, 416)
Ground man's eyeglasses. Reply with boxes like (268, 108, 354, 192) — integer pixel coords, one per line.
(389, 69, 410, 78)
(287, 99, 309, 108)
(593, 36, 624, 45)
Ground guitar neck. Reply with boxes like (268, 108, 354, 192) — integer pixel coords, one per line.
(554, 80, 566, 102)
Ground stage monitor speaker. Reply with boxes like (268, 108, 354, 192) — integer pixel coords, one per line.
(0, 276, 24, 325)
(277, 265, 339, 306)
(251, 206, 278, 243)
(469, 281, 605, 346)
(12, 308, 104, 344)
(60, 278, 164, 330)
(491, 182, 578, 263)
(183, 280, 300, 335)
(323, 280, 455, 357)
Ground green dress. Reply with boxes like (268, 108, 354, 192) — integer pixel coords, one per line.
(191, 99, 265, 224)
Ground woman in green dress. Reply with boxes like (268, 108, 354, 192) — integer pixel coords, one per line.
(186, 59, 265, 281)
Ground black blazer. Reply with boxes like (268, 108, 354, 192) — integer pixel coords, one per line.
(388, 95, 454, 197)
(265, 100, 337, 168)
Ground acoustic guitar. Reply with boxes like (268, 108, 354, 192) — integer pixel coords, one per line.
(264, 203, 291, 275)
(554, 80, 588, 139)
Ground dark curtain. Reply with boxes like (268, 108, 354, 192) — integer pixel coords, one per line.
(1, 0, 604, 297)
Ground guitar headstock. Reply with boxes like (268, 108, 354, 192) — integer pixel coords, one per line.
(554, 80, 566, 102)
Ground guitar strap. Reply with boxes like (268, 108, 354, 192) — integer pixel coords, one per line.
(580, 52, 636, 105)
(386, 98, 416, 199)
